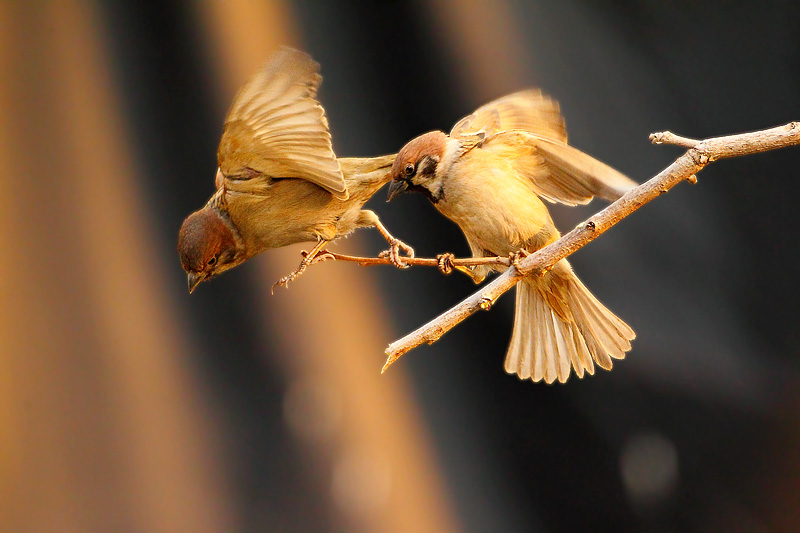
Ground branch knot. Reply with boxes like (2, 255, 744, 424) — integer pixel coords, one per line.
(690, 148, 712, 165)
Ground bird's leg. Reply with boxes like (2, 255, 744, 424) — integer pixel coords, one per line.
(373, 220, 414, 269)
(301, 248, 336, 265)
(509, 250, 530, 271)
(356, 210, 414, 268)
(272, 238, 330, 292)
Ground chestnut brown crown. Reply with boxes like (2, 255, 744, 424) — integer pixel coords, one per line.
(177, 207, 244, 292)
(390, 130, 447, 182)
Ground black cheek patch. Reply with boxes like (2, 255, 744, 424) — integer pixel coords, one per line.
(418, 155, 438, 176)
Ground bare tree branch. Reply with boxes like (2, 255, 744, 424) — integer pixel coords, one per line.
(382, 121, 800, 372)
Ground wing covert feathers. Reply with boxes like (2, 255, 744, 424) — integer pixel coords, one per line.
(217, 47, 347, 199)
(451, 89, 568, 142)
(482, 131, 637, 206)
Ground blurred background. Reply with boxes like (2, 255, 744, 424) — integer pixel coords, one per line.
(2, 1, 800, 531)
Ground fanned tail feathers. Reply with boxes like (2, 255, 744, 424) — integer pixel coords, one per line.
(504, 260, 634, 384)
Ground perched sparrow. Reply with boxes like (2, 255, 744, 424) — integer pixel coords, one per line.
(178, 47, 410, 293)
(388, 91, 636, 384)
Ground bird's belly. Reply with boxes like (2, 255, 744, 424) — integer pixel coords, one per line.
(226, 181, 339, 251)
(438, 175, 557, 256)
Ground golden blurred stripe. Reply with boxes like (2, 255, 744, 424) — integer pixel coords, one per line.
(0, 5, 23, 532)
(200, 0, 298, 90)
(44, 2, 236, 531)
(0, 5, 105, 531)
(196, 1, 459, 531)
(426, 0, 530, 101)
(0, 2, 234, 532)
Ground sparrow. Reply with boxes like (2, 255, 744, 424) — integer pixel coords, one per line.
(387, 91, 636, 384)
(178, 47, 411, 293)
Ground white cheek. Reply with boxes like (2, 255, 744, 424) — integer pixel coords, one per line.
(437, 138, 461, 177)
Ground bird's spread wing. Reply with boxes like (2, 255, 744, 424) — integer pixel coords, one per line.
(216, 47, 348, 199)
(450, 90, 568, 143)
(482, 131, 636, 205)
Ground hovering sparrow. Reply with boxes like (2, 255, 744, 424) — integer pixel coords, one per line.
(388, 91, 636, 384)
(178, 47, 411, 293)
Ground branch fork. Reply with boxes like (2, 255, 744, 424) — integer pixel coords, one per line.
(288, 122, 800, 373)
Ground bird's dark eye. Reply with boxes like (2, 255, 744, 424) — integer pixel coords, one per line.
(208, 256, 217, 266)
(404, 163, 415, 177)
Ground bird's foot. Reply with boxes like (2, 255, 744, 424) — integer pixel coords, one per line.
(272, 265, 307, 293)
(436, 252, 484, 283)
(436, 253, 456, 275)
(509, 250, 530, 271)
(379, 238, 415, 268)
(271, 249, 334, 293)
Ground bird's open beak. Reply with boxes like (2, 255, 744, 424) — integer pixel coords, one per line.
(187, 272, 203, 293)
(387, 179, 408, 202)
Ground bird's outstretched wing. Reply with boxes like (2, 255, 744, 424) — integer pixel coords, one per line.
(450, 89, 568, 143)
(481, 131, 636, 205)
(217, 47, 348, 199)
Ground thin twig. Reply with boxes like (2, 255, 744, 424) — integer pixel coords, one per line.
(320, 251, 510, 269)
(649, 131, 701, 148)
(382, 121, 800, 372)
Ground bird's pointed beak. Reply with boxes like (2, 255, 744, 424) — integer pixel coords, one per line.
(387, 179, 408, 202)
(187, 272, 203, 293)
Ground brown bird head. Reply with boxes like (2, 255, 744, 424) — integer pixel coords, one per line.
(178, 207, 245, 293)
(387, 130, 448, 203)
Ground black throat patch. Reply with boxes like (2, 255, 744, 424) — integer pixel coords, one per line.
(405, 182, 440, 204)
